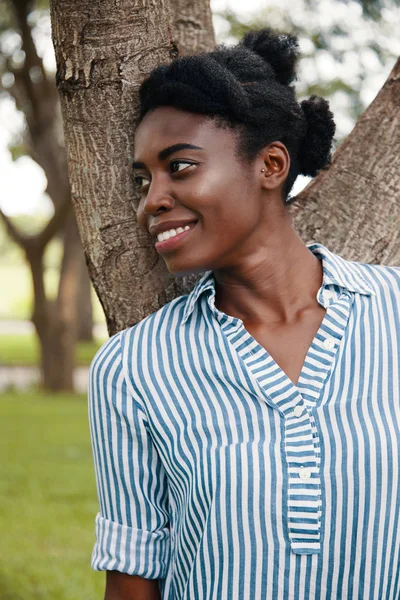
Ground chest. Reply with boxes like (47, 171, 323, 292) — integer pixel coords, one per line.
(138, 304, 400, 504)
(244, 305, 326, 385)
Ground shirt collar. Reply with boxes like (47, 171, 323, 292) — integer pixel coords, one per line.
(181, 242, 376, 325)
(308, 242, 376, 296)
(182, 270, 215, 324)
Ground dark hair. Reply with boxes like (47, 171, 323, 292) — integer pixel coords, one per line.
(138, 28, 336, 201)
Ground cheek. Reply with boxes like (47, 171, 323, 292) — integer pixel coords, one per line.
(188, 168, 255, 223)
(136, 202, 146, 230)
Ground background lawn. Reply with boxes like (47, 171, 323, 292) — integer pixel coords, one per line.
(0, 334, 106, 367)
(0, 392, 105, 600)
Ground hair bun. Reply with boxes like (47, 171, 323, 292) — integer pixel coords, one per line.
(241, 28, 300, 85)
(299, 96, 336, 177)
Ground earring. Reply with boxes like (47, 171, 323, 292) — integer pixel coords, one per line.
(261, 168, 265, 173)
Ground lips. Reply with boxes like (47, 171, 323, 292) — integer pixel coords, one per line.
(149, 219, 198, 240)
(154, 221, 197, 253)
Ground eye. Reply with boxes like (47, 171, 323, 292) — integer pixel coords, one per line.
(170, 160, 194, 174)
(133, 174, 150, 191)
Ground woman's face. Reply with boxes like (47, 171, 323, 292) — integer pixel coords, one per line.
(134, 106, 283, 276)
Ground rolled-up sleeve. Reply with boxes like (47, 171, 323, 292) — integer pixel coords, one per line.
(88, 331, 170, 579)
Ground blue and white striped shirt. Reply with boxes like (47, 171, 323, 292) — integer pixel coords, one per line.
(89, 242, 400, 599)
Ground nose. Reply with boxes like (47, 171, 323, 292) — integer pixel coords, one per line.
(143, 194, 174, 216)
(141, 178, 175, 217)
(137, 177, 175, 229)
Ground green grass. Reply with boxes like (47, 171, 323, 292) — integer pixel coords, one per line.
(0, 334, 106, 366)
(0, 392, 106, 600)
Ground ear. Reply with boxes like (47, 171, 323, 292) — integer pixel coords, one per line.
(259, 142, 290, 192)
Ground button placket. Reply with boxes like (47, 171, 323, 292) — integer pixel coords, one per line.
(290, 293, 353, 554)
(323, 337, 336, 350)
(293, 405, 304, 418)
(228, 324, 323, 554)
(285, 403, 321, 553)
(218, 310, 332, 556)
(299, 466, 312, 481)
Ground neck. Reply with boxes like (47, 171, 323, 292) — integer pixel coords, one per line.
(213, 224, 323, 326)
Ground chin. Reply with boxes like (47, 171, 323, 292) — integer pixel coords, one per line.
(165, 258, 211, 277)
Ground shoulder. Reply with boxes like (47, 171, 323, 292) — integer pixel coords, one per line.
(312, 243, 400, 298)
(89, 330, 123, 379)
(120, 293, 189, 349)
(88, 332, 127, 415)
(350, 259, 400, 297)
(90, 293, 190, 378)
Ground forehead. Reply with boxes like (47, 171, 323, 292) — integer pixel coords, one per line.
(134, 106, 235, 160)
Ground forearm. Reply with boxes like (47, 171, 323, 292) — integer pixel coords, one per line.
(105, 572, 161, 600)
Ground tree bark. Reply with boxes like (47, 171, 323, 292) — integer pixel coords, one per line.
(50, 0, 214, 336)
(291, 57, 400, 265)
(170, 0, 215, 55)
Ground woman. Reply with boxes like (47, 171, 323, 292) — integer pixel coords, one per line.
(89, 28, 400, 600)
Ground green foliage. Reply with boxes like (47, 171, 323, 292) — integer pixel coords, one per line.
(0, 333, 106, 366)
(358, 0, 400, 19)
(216, 0, 400, 142)
(34, 0, 50, 10)
(0, 392, 105, 600)
(0, 0, 14, 34)
(305, 0, 400, 20)
(9, 140, 30, 160)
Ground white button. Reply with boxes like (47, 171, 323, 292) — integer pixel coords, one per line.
(299, 467, 311, 481)
(293, 405, 303, 418)
(323, 337, 335, 350)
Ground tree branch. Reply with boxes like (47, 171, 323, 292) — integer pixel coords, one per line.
(37, 194, 71, 250)
(0, 206, 28, 248)
(10, 0, 47, 93)
(290, 55, 400, 265)
(7, 0, 68, 211)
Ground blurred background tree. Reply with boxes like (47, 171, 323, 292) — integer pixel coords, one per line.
(0, 0, 95, 391)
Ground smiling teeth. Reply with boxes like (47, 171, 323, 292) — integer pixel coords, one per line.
(157, 225, 191, 242)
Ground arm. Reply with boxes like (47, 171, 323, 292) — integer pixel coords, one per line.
(105, 572, 161, 600)
(88, 332, 171, 595)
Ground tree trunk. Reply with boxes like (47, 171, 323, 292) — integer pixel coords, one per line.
(53, 214, 82, 390)
(291, 57, 400, 265)
(50, 0, 214, 335)
(2, 0, 95, 390)
(50, 0, 400, 338)
(25, 214, 82, 392)
(26, 242, 56, 389)
(170, 0, 215, 55)
(26, 244, 67, 390)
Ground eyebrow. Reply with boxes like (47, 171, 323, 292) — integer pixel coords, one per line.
(132, 143, 203, 170)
